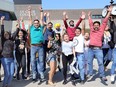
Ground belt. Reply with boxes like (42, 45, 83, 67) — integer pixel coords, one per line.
(89, 46, 101, 49)
(31, 43, 43, 46)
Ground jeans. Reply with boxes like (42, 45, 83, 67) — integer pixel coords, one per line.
(102, 48, 112, 67)
(13, 50, 17, 76)
(0, 60, 1, 81)
(31, 45, 44, 79)
(76, 53, 84, 80)
(88, 48, 105, 77)
(111, 48, 116, 75)
(1, 58, 14, 86)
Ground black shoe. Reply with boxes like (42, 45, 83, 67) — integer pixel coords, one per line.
(38, 78, 45, 85)
(80, 80, 85, 85)
(58, 66, 61, 72)
(111, 81, 115, 84)
(71, 80, 76, 86)
(38, 80, 42, 85)
(87, 75, 93, 81)
(62, 80, 67, 85)
(16, 75, 20, 80)
(101, 77, 107, 81)
(13, 75, 16, 79)
(0, 78, 2, 82)
(22, 76, 27, 80)
(32, 79, 36, 83)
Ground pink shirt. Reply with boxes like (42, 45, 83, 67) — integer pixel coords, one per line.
(89, 17, 109, 47)
(63, 18, 82, 41)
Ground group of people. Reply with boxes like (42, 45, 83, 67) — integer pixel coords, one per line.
(0, 5, 116, 87)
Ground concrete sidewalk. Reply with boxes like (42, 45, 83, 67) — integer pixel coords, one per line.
(0, 59, 115, 87)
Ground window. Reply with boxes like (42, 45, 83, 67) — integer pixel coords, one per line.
(0, 11, 10, 20)
(92, 15, 103, 19)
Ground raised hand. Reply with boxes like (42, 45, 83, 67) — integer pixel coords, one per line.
(107, 5, 113, 12)
(28, 6, 31, 11)
(44, 12, 47, 16)
(63, 11, 68, 20)
(88, 11, 91, 17)
(66, 15, 69, 20)
(47, 12, 50, 17)
(1, 16, 5, 21)
(20, 17, 24, 22)
(39, 6, 43, 12)
(63, 11, 67, 16)
(81, 11, 86, 19)
(1, 16, 5, 25)
(16, 24, 20, 29)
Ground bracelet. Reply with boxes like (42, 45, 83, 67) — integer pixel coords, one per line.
(40, 10, 43, 12)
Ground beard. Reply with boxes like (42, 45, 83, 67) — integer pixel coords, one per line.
(70, 24, 74, 27)
(94, 27, 99, 31)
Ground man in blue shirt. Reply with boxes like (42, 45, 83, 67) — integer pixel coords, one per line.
(28, 6, 45, 85)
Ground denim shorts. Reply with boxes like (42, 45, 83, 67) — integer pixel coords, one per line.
(50, 56, 56, 62)
(47, 54, 56, 63)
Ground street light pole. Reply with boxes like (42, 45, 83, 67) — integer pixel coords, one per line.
(110, 0, 114, 4)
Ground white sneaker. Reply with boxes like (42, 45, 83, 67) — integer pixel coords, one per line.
(110, 75, 115, 82)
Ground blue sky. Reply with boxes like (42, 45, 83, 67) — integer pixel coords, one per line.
(42, 0, 115, 9)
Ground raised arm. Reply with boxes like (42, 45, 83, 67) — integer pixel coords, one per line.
(75, 11, 85, 29)
(81, 12, 86, 36)
(101, 6, 112, 30)
(88, 11, 94, 31)
(28, 6, 32, 26)
(39, 6, 44, 26)
(20, 17, 25, 30)
(63, 12, 68, 29)
(43, 12, 47, 25)
(11, 24, 20, 41)
(47, 12, 50, 23)
(0, 16, 5, 46)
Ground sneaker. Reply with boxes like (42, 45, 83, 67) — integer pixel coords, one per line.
(22, 76, 27, 80)
(0, 78, 2, 82)
(111, 75, 115, 82)
(13, 75, 16, 79)
(87, 75, 93, 81)
(101, 77, 107, 81)
(38, 78, 45, 85)
(71, 80, 76, 86)
(32, 79, 37, 83)
(62, 80, 67, 85)
(16, 75, 20, 80)
(80, 80, 85, 85)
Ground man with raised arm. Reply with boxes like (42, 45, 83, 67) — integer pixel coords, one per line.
(28, 6, 45, 85)
(87, 6, 112, 82)
(63, 12, 85, 41)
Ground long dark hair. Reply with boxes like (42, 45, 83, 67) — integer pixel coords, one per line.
(55, 33, 61, 46)
(4, 31, 11, 40)
(18, 29, 27, 41)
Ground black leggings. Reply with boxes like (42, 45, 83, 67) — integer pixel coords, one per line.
(102, 48, 111, 67)
(27, 51, 30, 74)
(0, 61, 1, 81)
(62, 53, 73, 80)
(15, 52, 26, 77)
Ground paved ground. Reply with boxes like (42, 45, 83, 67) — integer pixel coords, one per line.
(0, 59, 116, 87)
